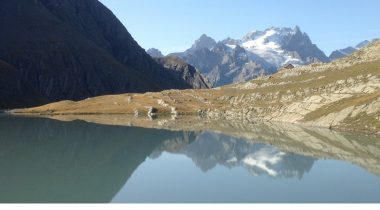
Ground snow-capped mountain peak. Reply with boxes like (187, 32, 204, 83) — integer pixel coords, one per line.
(169, 26, 329, 87)
(242, 27, 300, 43)
(240, 27, 312, 67)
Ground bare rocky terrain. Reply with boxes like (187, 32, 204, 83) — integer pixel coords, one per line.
(12, 40, 380, 134)
(153, 56, 211, 89)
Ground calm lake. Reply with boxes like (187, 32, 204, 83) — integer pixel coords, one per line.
(0, 115, 380, 203)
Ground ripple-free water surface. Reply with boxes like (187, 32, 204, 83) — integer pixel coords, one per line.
(0, 115, 379, 203)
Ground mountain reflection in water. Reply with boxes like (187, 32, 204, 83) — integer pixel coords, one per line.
(0, 115, 379, 203)
(151, 132, 315, 179)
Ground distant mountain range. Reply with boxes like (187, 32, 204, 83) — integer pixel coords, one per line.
(329, 40, 377, 60)
(166, 26, 330, 87)
(0, 0, 208, 109)
(148, 27, 376, 87)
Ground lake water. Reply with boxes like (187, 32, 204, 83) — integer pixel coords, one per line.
(0, 115, 380, 203)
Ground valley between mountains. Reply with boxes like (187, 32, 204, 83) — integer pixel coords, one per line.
(13, 40, 380, 135)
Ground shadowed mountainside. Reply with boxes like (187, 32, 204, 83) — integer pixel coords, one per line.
(0, 0, 207, 109)
(0, 60, 47, 109)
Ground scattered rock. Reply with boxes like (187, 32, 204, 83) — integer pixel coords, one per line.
(157, 99, 169, 107)
(171, 107, 178, 116)
(134, 109, 140, 117)
(126, 96, 132, 103)
(147, 107, 158, 117)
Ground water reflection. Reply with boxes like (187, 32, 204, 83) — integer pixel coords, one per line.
(0, 116, 183, 203)
(0, 115, 380, 203)
(151, 132, 315, 179)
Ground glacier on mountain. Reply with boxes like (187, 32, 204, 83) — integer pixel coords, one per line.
(169, 26, 329, 86)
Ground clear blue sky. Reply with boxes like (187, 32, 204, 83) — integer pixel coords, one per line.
(99, 0, 380, 55)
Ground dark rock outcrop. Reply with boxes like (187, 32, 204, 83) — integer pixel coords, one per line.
(0, 0, 195, 109)
(281, 26, 329, 63)
(154, 56, 211, 89)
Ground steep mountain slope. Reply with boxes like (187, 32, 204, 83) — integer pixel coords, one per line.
(146, 48, 211, 88)
(329, 40, 375, 60)
(169, 34, 218, 59)
(153, 56, 210, 89)
(181, 43, 274, 87)
(187, 34, 217, 54)
(16, 40, 380, 134)
(171, 26, 329, 86)
(0, 60, 47, 109)
(146, 48, 164, 58)
(0, 0, 198, 109)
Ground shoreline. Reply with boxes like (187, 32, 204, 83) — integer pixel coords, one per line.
(6, 112, 380, 137)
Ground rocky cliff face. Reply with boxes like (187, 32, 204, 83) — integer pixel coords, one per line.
(187, 34, 217, 53)
(17, 40, 380, 134)
(179, 43, 274, 87)
(153, 56, 210, 89)
(0, 0, 199, 109)
(171, 27, 329, 87)
(146, 49, 211, 88)
(146, 48, 164, 58)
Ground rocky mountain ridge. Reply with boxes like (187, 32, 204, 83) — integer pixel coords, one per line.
(13, 40, 380, 134)
(329, 40, 375, 61)
(146, 48, 164, 58)
(170, 26, 329, 86)
(153, 56, 210, 89)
